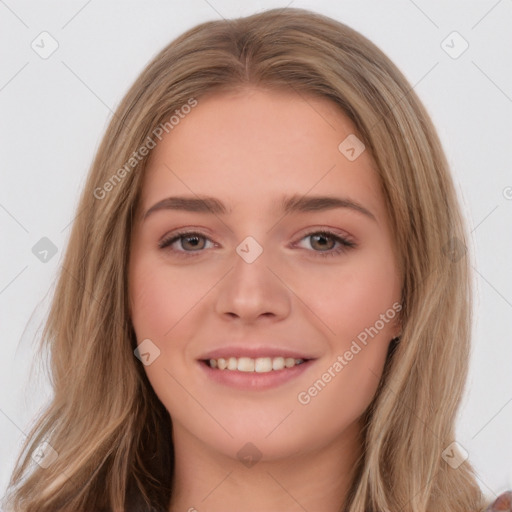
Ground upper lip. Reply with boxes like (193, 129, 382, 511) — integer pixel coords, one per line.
(199, 345, 317, 361)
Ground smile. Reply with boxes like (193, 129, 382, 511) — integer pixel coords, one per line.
(199, 356, 315, 391)
(206, 356, 306, 372)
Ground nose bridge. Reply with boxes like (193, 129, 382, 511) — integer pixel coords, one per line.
(214, 234, 290, 322)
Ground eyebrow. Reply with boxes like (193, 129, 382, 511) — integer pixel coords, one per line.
(142, 194, 376, 222)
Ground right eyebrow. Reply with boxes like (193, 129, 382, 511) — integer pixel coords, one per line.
(142, 196, 229, 221)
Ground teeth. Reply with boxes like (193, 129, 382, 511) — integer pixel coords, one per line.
(254, 357, 272, 373)
(284, 357, 295, 368)
(207, 356, 305, 372)
(272, 357, 285, 370)
(237, 357, 255, 372)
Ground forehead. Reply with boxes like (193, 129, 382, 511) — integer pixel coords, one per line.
(139, 87, 383, 217)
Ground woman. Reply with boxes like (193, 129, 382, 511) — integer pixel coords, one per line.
(3, 7, 510, 512)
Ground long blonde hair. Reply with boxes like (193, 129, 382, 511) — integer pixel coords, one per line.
(4, 7, 489, 511)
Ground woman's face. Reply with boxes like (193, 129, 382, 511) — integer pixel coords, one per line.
(129, 87, 402, 462)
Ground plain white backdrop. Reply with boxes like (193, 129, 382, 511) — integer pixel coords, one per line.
(1, 0, 511, 504)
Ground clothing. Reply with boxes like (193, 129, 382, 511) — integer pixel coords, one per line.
(485, 490, 512, 511)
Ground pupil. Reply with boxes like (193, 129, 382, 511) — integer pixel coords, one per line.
(185, 236, 201, 249)
(313, 234, 332, 250)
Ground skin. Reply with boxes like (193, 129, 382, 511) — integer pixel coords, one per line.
(128, 86, 402, 512)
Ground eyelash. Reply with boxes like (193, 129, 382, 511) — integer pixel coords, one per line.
(158, 229, 356, 259)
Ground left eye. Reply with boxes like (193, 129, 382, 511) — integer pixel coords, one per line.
(294, 230, 356, 257)
(158, 230, 356, 258)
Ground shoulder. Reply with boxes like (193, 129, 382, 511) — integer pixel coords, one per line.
(484, 490, 512, 511)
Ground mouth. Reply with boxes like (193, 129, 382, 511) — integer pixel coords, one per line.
(202, 356, 308, 372)
(198, 355, 316, 390)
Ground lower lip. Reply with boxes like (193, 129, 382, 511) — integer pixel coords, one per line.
(198, 360, 315, 390)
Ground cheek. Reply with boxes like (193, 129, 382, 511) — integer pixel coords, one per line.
(129, 261, 195, 412)
(300, 249, 400, 342)
(293, 257, 399, 437)
(130, 269, 167, 336)
(130, 260, 201, 339)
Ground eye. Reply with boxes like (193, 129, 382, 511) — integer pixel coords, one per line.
(294, 230, 356, 258)
(158, 229, 356, 259)
(158, 231, 215, 257)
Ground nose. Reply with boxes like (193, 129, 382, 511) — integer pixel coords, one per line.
(214, 245, 291, 324)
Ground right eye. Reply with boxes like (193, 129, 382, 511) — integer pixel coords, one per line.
(158, 230, 216, 257)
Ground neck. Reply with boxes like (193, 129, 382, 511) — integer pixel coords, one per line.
(168, 419, 363, 512)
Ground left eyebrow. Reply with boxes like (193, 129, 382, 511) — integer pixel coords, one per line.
(280, 194, 376, 221)
(141, 194, 376, 222)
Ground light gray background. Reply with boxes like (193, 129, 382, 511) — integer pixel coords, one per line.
(1, 0, 511, 504)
